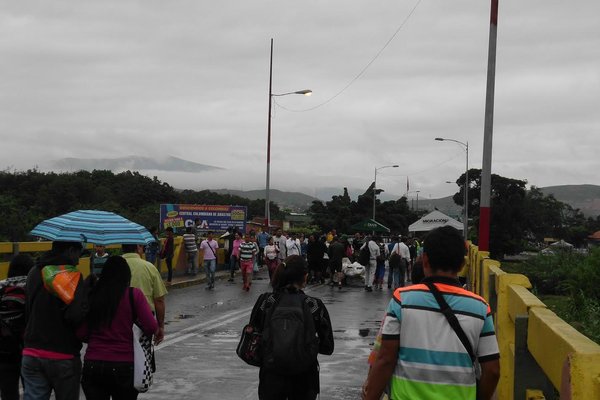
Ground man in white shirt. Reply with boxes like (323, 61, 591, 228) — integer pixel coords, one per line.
(199, 231, 219, 290)
(361, 236, 380, 292)
(391, 236, 411, 283)
(286, 232, 302, 256)
(274, 229, 288, 263)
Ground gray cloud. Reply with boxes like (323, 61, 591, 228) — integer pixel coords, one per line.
(0, 0, 598, 200)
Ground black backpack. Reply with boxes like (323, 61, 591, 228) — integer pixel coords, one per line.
(0, 279, 27, 355)
(261, 293, 319, 375)
(358, 244, 371, 266)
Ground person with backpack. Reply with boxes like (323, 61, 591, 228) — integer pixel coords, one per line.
(77, 256, 158, 400)
(22, 241, 91, 400)
(0, 254, 35, 400)
(246, 255, 334, 400)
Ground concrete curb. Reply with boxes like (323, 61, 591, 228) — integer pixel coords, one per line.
(166, 271, 231, 290)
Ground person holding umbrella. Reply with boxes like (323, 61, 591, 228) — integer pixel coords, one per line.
(21, 241, 90, 400)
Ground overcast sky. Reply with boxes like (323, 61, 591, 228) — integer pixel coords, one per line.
(1, 1, 598, 200)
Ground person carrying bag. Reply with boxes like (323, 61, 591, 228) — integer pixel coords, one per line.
(77, 256, 158, 400)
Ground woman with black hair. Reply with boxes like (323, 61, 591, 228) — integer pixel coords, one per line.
(77, 256, 158, 400)
(247, 255, 334, 400)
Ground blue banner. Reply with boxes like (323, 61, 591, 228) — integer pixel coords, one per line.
(159, 204, 246, 234)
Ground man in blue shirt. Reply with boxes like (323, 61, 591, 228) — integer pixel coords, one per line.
(256, 230, 270, 267)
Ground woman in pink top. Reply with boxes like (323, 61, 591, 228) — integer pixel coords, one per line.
(77, 256, 158, 400)
(228, 232, 243, 282)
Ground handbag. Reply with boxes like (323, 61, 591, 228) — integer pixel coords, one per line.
(236, 293, 268, 367)
(129, 288, 156, 392)
(236, 324, 263, 367)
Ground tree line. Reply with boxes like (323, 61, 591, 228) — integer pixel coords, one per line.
(2, 169, 598, 259)
(0, 169, 283, 242)
(309, 170, 600, 259)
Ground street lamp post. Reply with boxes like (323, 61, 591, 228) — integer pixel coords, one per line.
(435, 138, 469, 240)
(265, 38, 312, 230)
(373, 165, 399, 221)
(405, 190, 420, 211)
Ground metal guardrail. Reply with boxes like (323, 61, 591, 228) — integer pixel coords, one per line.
(466, 244, 600, 399)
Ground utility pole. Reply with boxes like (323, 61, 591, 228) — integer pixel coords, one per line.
(478, 0, 499, 252)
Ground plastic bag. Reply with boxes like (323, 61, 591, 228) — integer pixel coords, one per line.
(41, 265, 81, 304)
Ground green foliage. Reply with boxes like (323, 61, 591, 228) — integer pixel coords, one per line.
(451, 169, 592, 258)
(308, 185, 419, 234)
(516, 249, 600, 343)
(0, 169, 282, 240)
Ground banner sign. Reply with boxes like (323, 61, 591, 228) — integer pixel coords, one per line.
(160, 204, 247, 234)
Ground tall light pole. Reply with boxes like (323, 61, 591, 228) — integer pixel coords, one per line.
(405, 190, 420, 212)
(265, 38, 312, 230)
(373, 165, 399, 221)
(435, 138, 469, 240)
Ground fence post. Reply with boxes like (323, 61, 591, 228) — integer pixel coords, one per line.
(12, 242, 20, 257)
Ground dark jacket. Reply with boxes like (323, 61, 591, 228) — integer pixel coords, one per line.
(306, 241, 323, 270)
(250, 287, 334, 398)
(23, 251, 90, 356)
(328, 241, 345, 268)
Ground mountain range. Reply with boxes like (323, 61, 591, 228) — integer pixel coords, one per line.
(50, 156, 222, 173)
(218, 185, 600, 217)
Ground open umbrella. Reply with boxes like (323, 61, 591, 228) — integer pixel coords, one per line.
(30, 210, 156, 245)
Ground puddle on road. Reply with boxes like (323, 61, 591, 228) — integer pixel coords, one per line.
(176, 314, 196, 320)
(333, 328, 374, 339)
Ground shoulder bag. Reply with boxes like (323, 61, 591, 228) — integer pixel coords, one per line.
(129, 288, 156, 392)
(425, 282, 481, 397)
(236, 292, 269, 367)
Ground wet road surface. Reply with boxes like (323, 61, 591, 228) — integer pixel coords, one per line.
(140, 270, 393, 399)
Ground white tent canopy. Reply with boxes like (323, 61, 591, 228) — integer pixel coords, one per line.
(409, 210, 464, 233)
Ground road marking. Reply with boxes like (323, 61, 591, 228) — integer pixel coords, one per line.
(156, 332, 197, 350)
(157, 286, 322, 351)
(158, 306, 253, 350)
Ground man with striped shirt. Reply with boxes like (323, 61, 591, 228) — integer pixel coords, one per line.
(183, 227, 198, 275)
(239, 233, 257, 291)
(363, 226, 500, 400)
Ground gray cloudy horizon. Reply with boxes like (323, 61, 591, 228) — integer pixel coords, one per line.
(1, 0, 598, 200)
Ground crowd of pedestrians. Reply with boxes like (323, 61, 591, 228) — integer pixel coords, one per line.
(0, 223, 499, 400)
(0, 240, 167, 400)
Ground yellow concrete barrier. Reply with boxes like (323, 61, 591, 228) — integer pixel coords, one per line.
(462, 245, 600, 400)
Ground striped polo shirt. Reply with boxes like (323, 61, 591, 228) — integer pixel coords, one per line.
(239, 241, 256, 261)
(381, 276, 499, 400)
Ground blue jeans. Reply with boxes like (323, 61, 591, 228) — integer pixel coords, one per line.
(186, 251, 198, 275)
(204, 259, 216, 287)
(22, 355, 81, 400)
(229, 255, 239, 277)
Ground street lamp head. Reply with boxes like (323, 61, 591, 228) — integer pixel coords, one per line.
(435, 137, 445, 141)
(296, 89, 312, 96)
(392, 165, 399, 168)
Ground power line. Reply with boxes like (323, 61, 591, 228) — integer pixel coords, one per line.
(274, 0, 423, 113)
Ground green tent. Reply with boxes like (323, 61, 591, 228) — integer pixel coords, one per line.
(350, 219, 390, 233)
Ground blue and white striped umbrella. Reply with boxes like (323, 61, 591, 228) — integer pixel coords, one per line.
(30, 210, 156, 245)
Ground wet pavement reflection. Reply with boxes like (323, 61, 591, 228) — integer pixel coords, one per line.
(136, 269, 392, 399)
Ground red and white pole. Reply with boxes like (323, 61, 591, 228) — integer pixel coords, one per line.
(265, 39, 273, 230)
(478, 0, 499, 252)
